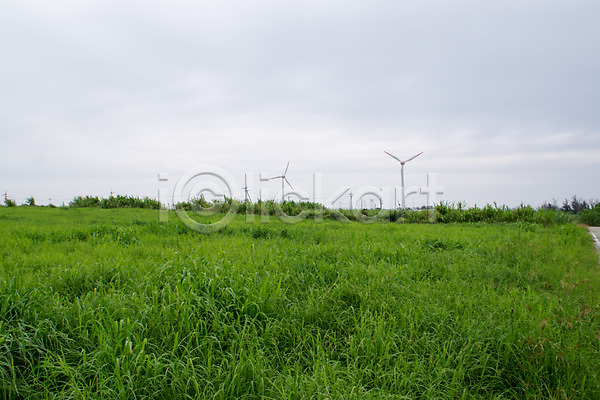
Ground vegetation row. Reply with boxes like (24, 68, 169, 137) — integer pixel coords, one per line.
(3, 194, 600, 225)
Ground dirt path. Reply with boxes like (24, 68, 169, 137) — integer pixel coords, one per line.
(589, 227, 600, 253)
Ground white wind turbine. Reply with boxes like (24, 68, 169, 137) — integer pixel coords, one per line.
(242, 174, 252, 203)
(384, 150, 423, 209)
(268, 161, 293, 203)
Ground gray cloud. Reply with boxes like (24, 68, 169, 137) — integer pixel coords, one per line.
(1, 0, 599, 207)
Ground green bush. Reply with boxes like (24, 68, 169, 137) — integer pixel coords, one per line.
(70, 195, 160, 209)
(404, 209, 432, 223)
(70, 195, 101, 208)
(434, 202, 565, 225)
(4, 198, 16, 207)
(578, 204, 600, 226)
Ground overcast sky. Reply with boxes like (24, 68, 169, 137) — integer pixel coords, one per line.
(1, 0, 599, 208)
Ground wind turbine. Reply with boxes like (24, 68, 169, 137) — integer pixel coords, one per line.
(384, 150, 423, 209)
(268, 161, 293, 202)
(349, 191, 353, 210)
(242, 174, 252, 203)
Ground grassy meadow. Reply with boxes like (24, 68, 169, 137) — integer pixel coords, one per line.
(1, 207, 600, 399)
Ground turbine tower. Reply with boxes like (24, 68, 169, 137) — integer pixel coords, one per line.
(268, 161, 293, 203)
(384, 151, 423, 209)
(242, 174, 252, 203)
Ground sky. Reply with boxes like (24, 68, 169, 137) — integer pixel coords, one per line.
(1, 0, 599, 209)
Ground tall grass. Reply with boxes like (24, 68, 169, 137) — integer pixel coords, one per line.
(67, 194, 593, 226)
(1, 207, 599, 398)
(433, 202, 573, 225)
(578, 204, 600, 226)
(70, 195, 161, 209)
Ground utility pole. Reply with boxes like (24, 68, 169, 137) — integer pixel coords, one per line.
(349, 191, 353, 210)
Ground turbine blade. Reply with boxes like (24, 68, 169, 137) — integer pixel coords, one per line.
(384, 151, 402, 163)
(284, 177, 294, 190)
(283, 161, 290, 176)
(268, 175, 283, 180)
(406, 152, 423, 162)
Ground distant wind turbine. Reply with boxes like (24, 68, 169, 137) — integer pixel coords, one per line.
(269, 161, 293, 202)
(384, 151, 423, 209)
(242, 174, 252, 203)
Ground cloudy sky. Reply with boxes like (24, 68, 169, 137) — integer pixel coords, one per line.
(1, 0, 599, 208)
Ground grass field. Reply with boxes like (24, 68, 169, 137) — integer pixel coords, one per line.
(1, 207, 599, 399)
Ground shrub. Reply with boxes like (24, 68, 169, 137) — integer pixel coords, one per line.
(70, 195, 160, 209)
(175, 201, 191, 210)
(434, 202, 565, 225)
(404, 209, 432, 223)
(70, 196, 101, 208)
(578, 204, 600, 226)
(4, 198, 16, 207)
(560, 196, 598, 214)
(190, 196, 211, 210)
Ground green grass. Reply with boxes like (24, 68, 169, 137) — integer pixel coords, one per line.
(1, 207, 599, 399)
